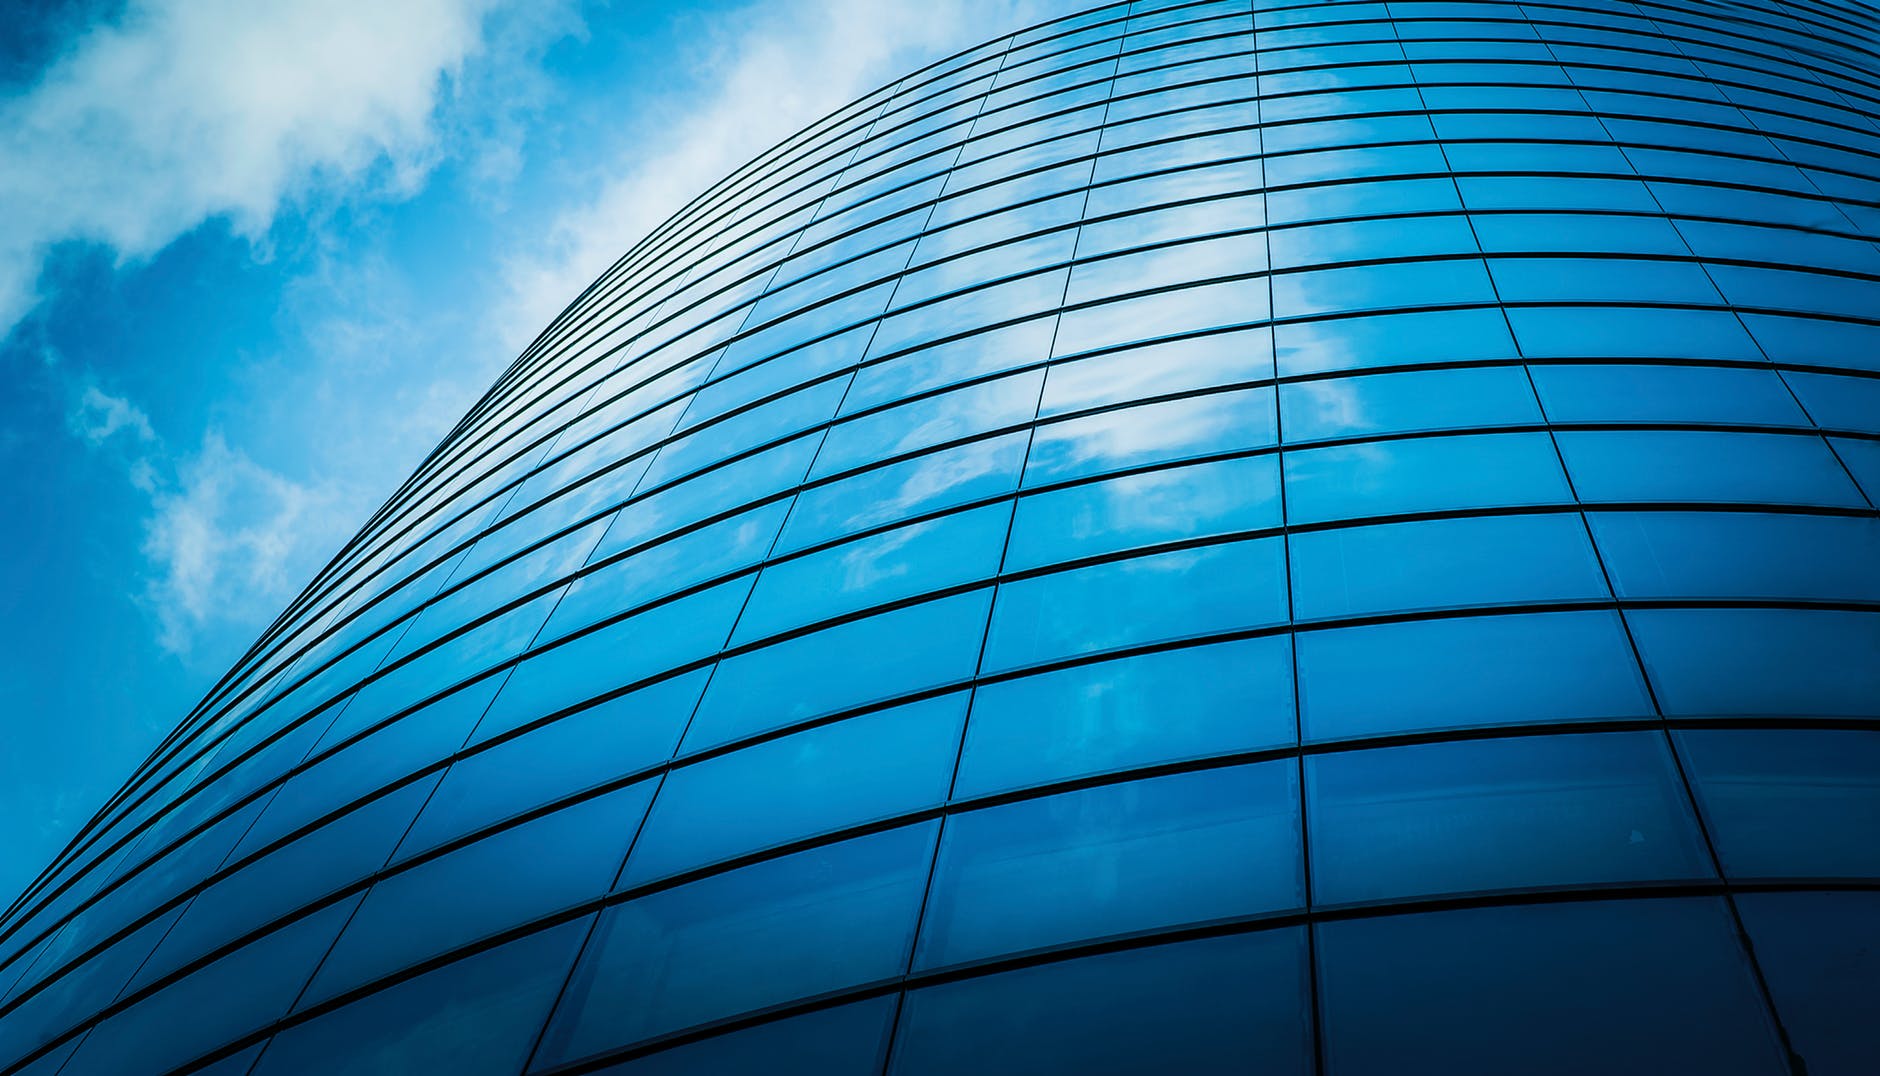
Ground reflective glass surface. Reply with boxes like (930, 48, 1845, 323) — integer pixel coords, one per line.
(5, 1, 1877, 1072)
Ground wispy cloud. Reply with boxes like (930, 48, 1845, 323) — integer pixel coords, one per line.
(495, 0, 1079, 352)
(0, 0, 512, 340)
(59, 374, 352, 660)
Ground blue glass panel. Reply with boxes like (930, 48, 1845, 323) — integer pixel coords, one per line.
(732, 504, 1010, 643)
(402, 669, 708, 857)
(1038, 326, 1273, 416)
(684, 589, 992, 751)
(1591, 511, 1880, 602)
(957, 635, 1296, 797)
(1289, 513, 1608, 621)
(1530, 363, 1810, 426)
(983, 537, 1289, 672)
(1736, 892, 1880, 1076)
(1284, 431, 1571, 524)
(537, 824, 937, 1066)
(1557, 430, 1867, 507)
(776, 433, 1027, 553)
(248, 918, 588, 1076)
(916, 762, 1303, 968)
(1025, 386, 1277, 484)
(1677, 729, 1880, 880)
(1629, 608, 1880, 718)
(1784, 371, 1880, 434)
(890, 931, 1313, 1076)
(1308, 732, 1713, 905)
(1274, 307, 1516, 377)
(1279, 364, 1541, 441)
(596, 997, 897, 1075)
(1316, 899, 1790, 1076)
(1506, 305, 1765, 361)
(474, 577, 754, 744)
(815, 369, 1046, 479)
(623, 693, 965, 885)
(1297, 610, 1651, 741)
(57, 897, 360, 1076)
(301, 780, 653, 1005)
(1006, 453, 1281, 570)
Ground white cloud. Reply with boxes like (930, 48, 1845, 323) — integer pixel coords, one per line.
(139, 431, 346, 657)
(66, 384, 156, 446)
(0, 0, 509, 338)
(495, 0, 1082, 352)
(59, 373, 353, 660)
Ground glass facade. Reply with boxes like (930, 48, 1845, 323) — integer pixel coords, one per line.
(4, 0, 1880, 1071)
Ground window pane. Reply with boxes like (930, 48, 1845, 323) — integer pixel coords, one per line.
(1591, 511, 1880, 603)
(623, 693, 965, 886)
(1297, 611, 1651, 742)
(1007, 453, 1280, 571)
(1284, 432, 1570, 524)
(1677, 728, 1880, 880)
(1307, 731, 1713, 906)
(957, 635, 1296, 797)
(684, 589, 992, 751)
(1024, 387, 1278, 485)
(301, 781, 654, 1006)
(1279, 364, 1541, 441)
(249, 919, 588, 1076)
(983, 538, 1289, 671)
(1557, 431, 1866, 507)
(916, 762, 1303, 968)
(595, 997, 898, 1076)
(1316, 898, 1790, 1076)
(1736, 892, 1880, 1076)
(1530, 363, 1809, 426)
(537, 824, 937, 1066)
(890, 930, 1313, 1076)
(1629, 609, 1880, 718)
(1289, 513, 1608, 621)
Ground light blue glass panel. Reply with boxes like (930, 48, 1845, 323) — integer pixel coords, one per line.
(1557, 430, 1867, 507)
(623, 694, 965, 885)
(1506, 306, 1765, 361)
(1530, 363, 1810, 426)
(957, 635, 1296, 797)
(1290, 513, 1608, 621)
(1591, 511, 1880, 602)
(1279, 364, 1541, 441)
(1297, 611, 1652, 741)
(916, 762, 1303, 968)
(537, 824, 937, 1066)
(983, 538, 1289, 672)
(777, 434, 1026, 555)
(732, 503, 1010, 643)
(684, 589, 992, 751)
(1006, 453, 1281, 571)
(813, 369, 1046, 479)
(1025, 386, 1277, 485)
(1284, 432, 1571, 524)
(1308, 732, 1713, 906)
(1274, 307, 1516, 377)
(1273, 258, 1496, 319)
(1038, 326, 1273, 416)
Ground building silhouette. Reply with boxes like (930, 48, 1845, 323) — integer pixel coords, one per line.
(4, 0, 1880, 1072)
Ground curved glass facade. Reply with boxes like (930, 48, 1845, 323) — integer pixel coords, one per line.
(6, 0, 1880, 1072)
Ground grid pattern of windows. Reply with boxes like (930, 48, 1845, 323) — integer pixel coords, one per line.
(5, 0, 1880, 1072)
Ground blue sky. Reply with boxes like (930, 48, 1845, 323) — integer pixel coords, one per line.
(0, 0, 1067, 904)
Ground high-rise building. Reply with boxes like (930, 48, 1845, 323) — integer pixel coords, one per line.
(5, 0, 1880, 1072)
